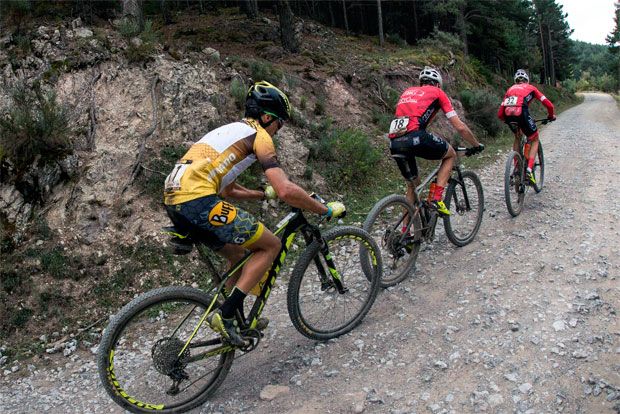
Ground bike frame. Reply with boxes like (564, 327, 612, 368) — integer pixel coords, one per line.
(168, 207, 347, 358)
(408, 147, 473, 239)
(506, 118, 548, 193)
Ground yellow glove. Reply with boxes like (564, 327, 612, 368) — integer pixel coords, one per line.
(264, 186, 277, 200)
(324, 201, 346, 219)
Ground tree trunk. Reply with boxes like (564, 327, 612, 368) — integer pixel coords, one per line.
(546, 24, 556, 86)
(411, 0, 418, 43)
(122, 0, 143, 28)
(160, 0, 172, 25)
(328, 0, 335, 27)
(539, 19, 548, 84)
(278, 0, 301, 53)
(242, 0, 258, 18)
(341, 0, 349, 34)
(376, 0, 384, 47)
(457, 2, 468, 55)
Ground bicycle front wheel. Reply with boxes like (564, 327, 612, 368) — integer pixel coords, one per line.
(287, 226, 381, 341)
(443, 170, 484, 246)
(504, 151, 525, 217)
(98, 287, 234, 414)
(533, 143, 545, 193)
(361, 194, 422, 287)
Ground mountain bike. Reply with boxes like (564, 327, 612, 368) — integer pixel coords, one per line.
(97, 195, 382, 413)
(504, 118, 553, 217)
(361, 147, 484, 287)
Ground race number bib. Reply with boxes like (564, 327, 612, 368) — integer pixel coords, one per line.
(503, 95, 518, 106)
(389, 117, 409, 135)
(164, 162, 190, 193)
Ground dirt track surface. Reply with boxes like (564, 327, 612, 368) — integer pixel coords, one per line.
(1, 93, 620, 413)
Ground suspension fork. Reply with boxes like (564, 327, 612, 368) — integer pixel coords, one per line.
(302, 226, 347, 294)
(450, 167, 472, 211)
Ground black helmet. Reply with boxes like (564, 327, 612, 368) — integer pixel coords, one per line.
(245, 81, 291, 121)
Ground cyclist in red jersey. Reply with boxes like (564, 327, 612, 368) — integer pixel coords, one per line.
(498, 69, 555, 185)
(388, 66, 484, 216)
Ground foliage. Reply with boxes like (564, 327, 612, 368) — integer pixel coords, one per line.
(307, 120, 381, 188)
(606, 1, 620, 91)
(387, 33, 406, 47)
(0, 82, 71, 171)
(418, 30, 463, 56)
(459, 88, 504, 137)
(314, 94, 327, 115)
(230, 78, 247, 110)
(249, 60, 283, 84)
(118, 17, 141, 38)
(124, 19, 159, 63)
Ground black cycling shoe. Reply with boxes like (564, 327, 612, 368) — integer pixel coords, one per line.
(206, 309, 249, 347)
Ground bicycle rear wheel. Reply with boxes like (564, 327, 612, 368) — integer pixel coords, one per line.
(443, 170, 484, 246)
(98, 287, 234, 414)
(361, 194, 422, 287)
(287, 226, 381, 341)
(533, 143, 544, 193)
(504, 151, 525, 217)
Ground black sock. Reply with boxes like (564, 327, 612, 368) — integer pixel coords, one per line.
(220, 287, 246, 319)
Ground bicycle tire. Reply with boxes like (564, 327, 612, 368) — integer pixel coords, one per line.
(287, 226, 381, 340)
(443, 170, 484, 247)
(98, 286, 234, 414)
(504, 151, 525, 217)
(533, 143, 545, 193)
(361, 194, 422, 287)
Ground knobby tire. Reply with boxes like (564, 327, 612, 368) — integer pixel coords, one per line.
(504, 151, 525, 217)
(443, 170, 484, 247)
(97, 286, 234, 413)
(287, 226, 381, 340)
(361, 194, 421, 287)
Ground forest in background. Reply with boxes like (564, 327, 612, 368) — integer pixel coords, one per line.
(2, 0, 619, 92)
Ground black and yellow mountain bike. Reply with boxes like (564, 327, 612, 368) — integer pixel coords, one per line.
(97, 195, 382, 413)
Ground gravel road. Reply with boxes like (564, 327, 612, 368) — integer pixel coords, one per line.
(1, 93, 619, 414)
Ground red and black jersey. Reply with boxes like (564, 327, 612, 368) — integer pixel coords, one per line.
(389, 85, 457, 138)
(498, 83, 554, 120)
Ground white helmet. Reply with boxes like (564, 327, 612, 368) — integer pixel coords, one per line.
(514, 69, 529, 83)
(419, 66, 443, 89)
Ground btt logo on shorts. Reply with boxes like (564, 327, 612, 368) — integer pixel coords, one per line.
(208, 201, 237, 226)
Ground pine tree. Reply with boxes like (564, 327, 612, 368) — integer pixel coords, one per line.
(606, 1, 620, 91)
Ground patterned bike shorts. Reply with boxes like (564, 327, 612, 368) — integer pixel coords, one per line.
(165, 195, 264, 251)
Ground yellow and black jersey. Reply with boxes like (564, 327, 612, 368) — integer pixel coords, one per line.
(164, 118, 278, 205)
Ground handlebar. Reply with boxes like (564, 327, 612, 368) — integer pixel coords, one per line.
(534, 117, 556, 125)
(453, 145, 484, 157)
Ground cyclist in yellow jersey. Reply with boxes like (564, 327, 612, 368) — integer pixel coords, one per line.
(164, 81, 345, 346)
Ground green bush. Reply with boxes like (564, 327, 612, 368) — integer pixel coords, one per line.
(387, 33, 406, 47)
(419, 30, 463, 55)
(125, 20, 158, 63)
(459, 88, 504, 137)
(249, 60, 283, 84)
(314, 94, 326, 115)
(0, 82, 71, 170)
(372, 108, 392, 133)
(230, 79, 247, 110)
(308, 120, 381, 188)
(118, 17, 141, 38)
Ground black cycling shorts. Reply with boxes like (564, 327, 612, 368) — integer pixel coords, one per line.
(389, 130, 449, 180)
(504, 108, 538, 140)
(165, 195, 264, 251)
